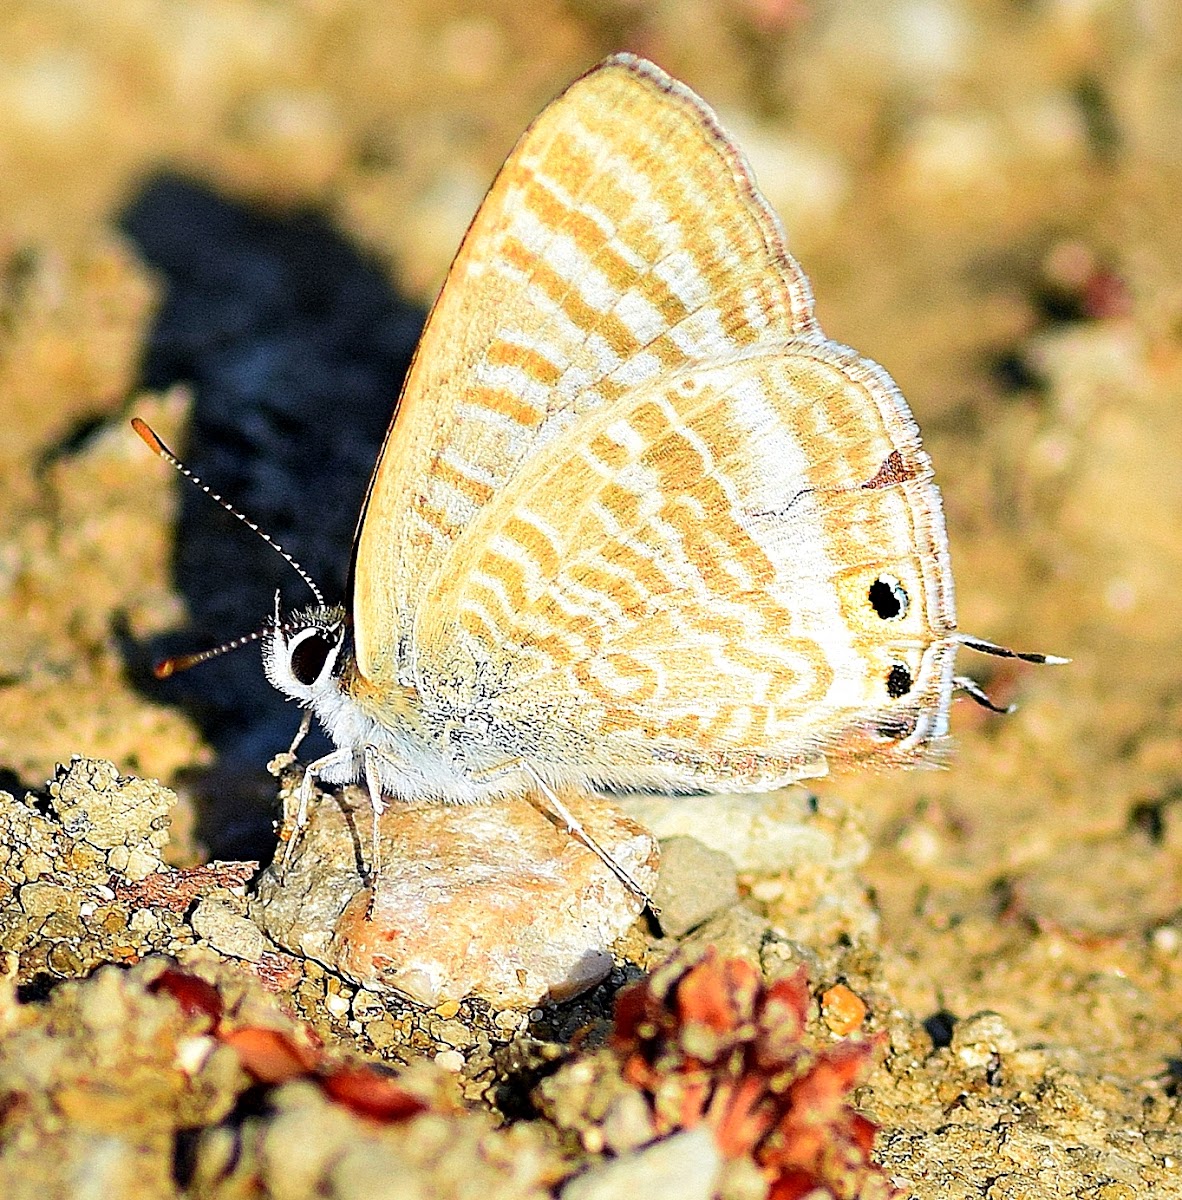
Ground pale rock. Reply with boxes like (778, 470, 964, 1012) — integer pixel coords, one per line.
(652, 836, 738, 937)
(48, 758, 171, 879)
(190, 896, 270, 963)
(434, 1049, 465, 1073)
(560, 1129, 721, 1200)
(952, 1011, 1018, 1070)
(252, 787, 658, 1008)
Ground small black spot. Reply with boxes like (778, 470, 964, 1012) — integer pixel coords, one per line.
(923, 1009, 957, 1049)
(985, 1052, 1003, 1087)
(886, 663, 913, 698)
(868, 576, 909, 621)
(290, 631, 334, 685)
(1129, 800, 1165, 844)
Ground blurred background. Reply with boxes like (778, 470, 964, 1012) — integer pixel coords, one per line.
(0, 0, 1179, 1082)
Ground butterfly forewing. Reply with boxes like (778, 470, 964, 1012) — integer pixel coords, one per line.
(353, 55, 817, 681)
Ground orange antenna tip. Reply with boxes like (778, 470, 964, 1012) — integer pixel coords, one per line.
(131, 417, 168, 456)
(153, 657, 178, 680)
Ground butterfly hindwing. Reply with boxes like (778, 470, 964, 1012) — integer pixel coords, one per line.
(413, 341, 957, 785)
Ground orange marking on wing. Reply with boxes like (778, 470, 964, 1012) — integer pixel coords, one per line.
(605, 539, 675, 600)
(718, 295, 760, 346)
(571, 659, 625, 715)
(473, 550, 529, 612)
(640, 332, 695, 373)
(626, 397, 674, 448)
(520, 177, 647, 300)
(597, 480, 644, 530)
(594, 377, 628, 404)
(412, 499, 457, 539)
(569, 563, 647, 613)
(485, 339, 563, 387)
(539, 131, 595, 195)
(468, 384, 545, 429)
(565, 613, 607, 656)
(552, 188, 696, 331)
(459, 606, 498, 646)
(500, 236, 640, 361)
(586, 430, 632, 472)
(697, 704, 740, 746)
(502, 514, 561, 578)
(432, 458, 495, 506)
(663, 712, 703, 741)
(531, 625, 602, 666)
(602, 652, 659, 703)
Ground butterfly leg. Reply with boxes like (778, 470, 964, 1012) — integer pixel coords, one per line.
(278, 747, 353, 880)
(288, 709, 312, 756)
(362, 745, 388, 882)
(522, 764, 658, 915)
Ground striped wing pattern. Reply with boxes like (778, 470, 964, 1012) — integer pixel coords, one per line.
(351, 55, 957, 784)
(354, 56, 814, 680)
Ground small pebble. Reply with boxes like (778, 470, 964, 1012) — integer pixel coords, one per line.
(323, 990, 350, 1020)
(560, 1128, 721, 1200)
(190, 897, 270, 964)
(952, 1011, 1017, 1069)
(821, 983, 868, 1035)
(434, 1049, 465, 1073)
(652, 836, 739, 937)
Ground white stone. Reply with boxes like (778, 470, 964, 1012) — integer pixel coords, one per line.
(560, 1129, 721, 1200)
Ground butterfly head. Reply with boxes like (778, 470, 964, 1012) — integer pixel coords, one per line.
(263, 604, 351, 706)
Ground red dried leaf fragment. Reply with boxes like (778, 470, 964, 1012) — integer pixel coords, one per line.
(115, 862, 257, 912)
(147, 964, 433, 1127)
(608, 951, 902, 1199)
(321, 1065, 430, 1123)
(149, 967, 224, 1025)
(221, 1026, 322, 1084)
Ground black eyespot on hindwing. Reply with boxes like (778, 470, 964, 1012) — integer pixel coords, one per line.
(869, 575, 909, 621)
(886, 663, 914, 698)
(290, 631, 335, 686)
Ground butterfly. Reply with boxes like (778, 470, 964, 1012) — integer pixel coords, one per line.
(136, 54, 1062, 897)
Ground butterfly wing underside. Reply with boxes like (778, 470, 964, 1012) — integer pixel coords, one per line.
(353, 54, 816, 676)
(352, 54, 958, 781)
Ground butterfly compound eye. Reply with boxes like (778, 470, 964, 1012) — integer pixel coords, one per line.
(869, 575, 909, 621)
(289, 631, 336, 686)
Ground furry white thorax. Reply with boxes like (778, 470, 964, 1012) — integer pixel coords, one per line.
(263, 605, 536, 804)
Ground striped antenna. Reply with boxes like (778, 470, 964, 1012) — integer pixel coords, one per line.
(954, 634, 1070, 666)
(131, 418, 325, 606)
(153, 625, 270, 679)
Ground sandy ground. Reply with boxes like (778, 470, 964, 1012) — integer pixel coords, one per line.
(1, 2, 1180, 1197)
